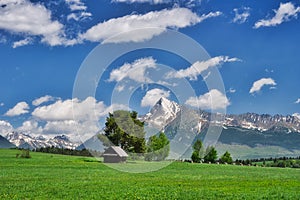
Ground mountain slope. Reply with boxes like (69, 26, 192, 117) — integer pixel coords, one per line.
(76, 134, 106, 152)
(0, 135, 15, 148)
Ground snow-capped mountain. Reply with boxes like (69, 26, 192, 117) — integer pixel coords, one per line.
(141, 97, 181, 130)
(5, 132, 79, 150)
(141, 98, 300, 159)
(224, 113, 300, 133)
(142, 97, 300, 133)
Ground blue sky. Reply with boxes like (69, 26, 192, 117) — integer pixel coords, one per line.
(0, 0, 300, 139)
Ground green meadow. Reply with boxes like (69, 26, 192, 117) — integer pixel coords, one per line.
(1, 149, 299, 199)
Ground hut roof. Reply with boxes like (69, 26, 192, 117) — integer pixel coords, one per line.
(103, 146, 128, 157)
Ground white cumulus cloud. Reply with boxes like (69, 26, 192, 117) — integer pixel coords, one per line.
(16, 120, 42, 135)
(5, 101, 30, 117)
(167, 56, 240, 81)
(31, 97, 127, 140)
(80, 7, 221, 43)
(43, 120, 77, 134)
(141, 88, 170, 107)
(32, 95, 56, 106)
(185, 89, 230, 110)
(109, 57, 157, 83)
(43, 120, 99, 140)
(1, 96, 129, 140)
(249, 78, 277, 94)
(295, 98, 300, 104)
(30, 97, 128, 140)
(254, 2, 300, 28)
(233, 7, 250, 24)
(0, 120, 13, 136)
(0, 0, 76, 46)
(32, 96, 127, 122)
(32, 97, 100, 121)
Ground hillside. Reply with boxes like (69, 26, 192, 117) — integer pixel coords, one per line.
(0, 149, 299, 199)
(0, 135, 15, 148)
(76, 134, 106, 152)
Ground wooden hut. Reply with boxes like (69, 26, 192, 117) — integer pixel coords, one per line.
(103, 146, 128, 163)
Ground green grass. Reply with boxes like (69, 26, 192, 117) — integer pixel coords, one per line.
(1, 149, 300, 199)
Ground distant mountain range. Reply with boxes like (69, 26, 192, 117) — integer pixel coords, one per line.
(141, 97, 300, 159)
(141, 97, 300, 133)
(1, 97, 300, 159)
(5, 132, 79, 150)
(80, 97, 300, 159)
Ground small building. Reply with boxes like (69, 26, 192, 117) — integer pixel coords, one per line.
(103, 146, 128, 163)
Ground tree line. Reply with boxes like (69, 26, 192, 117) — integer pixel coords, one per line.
(247, 156, 300, 168)
(34, 146, 101, 157)
(190, 139, 300, 168)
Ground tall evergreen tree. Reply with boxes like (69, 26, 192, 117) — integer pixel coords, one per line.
(104, 110, 146, 153)
(220, 151, 233, 164)
(191, 139, 203, 163)
(204, 146, 218, 163)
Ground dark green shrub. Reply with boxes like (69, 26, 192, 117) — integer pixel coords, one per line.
(20, 149, 31, 158)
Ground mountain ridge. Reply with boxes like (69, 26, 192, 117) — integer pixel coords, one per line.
(141, 97, 300, 159)
(141, 97, 300, 134)
(5, 132, 79, 150)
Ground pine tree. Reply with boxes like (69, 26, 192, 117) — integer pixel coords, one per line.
(104, 110, 146, 153)
(191, 139, 203, 163)
(204, 146, 218, 163)
(220, 151, 233, 164)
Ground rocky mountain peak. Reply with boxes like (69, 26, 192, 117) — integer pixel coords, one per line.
(142, 97, 181, 130)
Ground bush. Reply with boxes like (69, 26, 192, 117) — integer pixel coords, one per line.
(20, 149, 31, 158)
(191, 151, 201, 163)
(145, 132, 170, 161)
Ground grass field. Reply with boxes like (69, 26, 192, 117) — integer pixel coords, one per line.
(1, 149, 300, 199)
